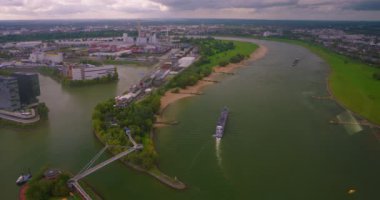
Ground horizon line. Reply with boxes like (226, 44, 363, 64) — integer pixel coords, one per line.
(0, 18, 379, 23)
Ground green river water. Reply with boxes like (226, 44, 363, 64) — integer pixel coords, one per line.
(0, 39, 379, 200)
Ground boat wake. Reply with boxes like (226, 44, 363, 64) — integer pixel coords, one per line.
(336, 111, 363, 135)
(215, 137, 222, 168)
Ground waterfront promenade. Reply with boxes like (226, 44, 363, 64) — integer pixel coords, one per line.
(0, 109, 39, 124)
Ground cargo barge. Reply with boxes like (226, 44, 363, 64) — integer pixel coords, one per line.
(214, 107, 229, 138)
(292, 58, 300, 67)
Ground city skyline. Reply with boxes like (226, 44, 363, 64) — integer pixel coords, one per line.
(1, 0, 379, 21)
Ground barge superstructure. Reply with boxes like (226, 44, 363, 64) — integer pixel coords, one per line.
(214, 107, 229, 138)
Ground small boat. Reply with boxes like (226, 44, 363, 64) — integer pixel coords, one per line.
(16, 171, 32, 186)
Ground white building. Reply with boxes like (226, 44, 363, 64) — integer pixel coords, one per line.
(123, 33, 135, 44)
(29, 52, 45, 63)
(178, 57, 195, 69)
(71, 68, 83, 80)
(89, 50, 132, 57)
(16, 41, 42, 48)
(71, 65, 116, 80)
(45, 53, 63, 63)
(136, 37, 148, 45)
(83, 65, 116, 80)
(29, 52, 63, 64)
(149, 33, 158, 44)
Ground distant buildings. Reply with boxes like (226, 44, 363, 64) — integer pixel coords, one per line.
(0, 73, 40, 111)
(29, 52, 63, 64)
(122, 33, 134, 43)
(89, 50, 131, 58)
(263, 31, 283, 37)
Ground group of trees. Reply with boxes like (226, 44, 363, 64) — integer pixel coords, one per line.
(26, 169, 70, 200)
(229, 53, 247, 63)
(92, 93, 161, 170)
(36, 103, 49, 119)
(0, 69, 12, 76)
(0, 51, 11, 60)
(38, 67, 62, 81)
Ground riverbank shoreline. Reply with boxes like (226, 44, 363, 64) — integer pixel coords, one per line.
(157, 45, 268, 119)
(262, 38, 380, 128)
(324, 60, 380, 130)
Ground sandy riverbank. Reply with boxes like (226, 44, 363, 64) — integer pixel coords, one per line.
(158, 45, 268, 118)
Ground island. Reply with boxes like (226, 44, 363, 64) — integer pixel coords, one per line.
(20, 167, 102, 200)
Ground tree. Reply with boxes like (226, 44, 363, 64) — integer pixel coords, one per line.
(37, 103, 49, 119)
(373, 72, 380, 80)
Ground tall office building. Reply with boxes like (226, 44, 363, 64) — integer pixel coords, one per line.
(0, 75, 21, 111)
(12, 72, 40, 105)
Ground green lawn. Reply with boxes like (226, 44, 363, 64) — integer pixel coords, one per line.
(271, 38, 380, 125)
(207, 41, 258, 68)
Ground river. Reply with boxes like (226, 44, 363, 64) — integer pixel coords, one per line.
(1, 39, 379, 200)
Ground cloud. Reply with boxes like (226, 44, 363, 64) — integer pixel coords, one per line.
(0, 0, 378, 20)
(346, 0, 380, 11)
(0, 0, 168, 19)
(2, 0, 23, 6)
(151, 0, 299, 10)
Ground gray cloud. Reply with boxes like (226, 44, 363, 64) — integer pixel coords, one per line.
(346, 1, 380, 11)
(151, 0, 299, 10)
(1, 0, 23, 6)
(0, 0, 379, 20)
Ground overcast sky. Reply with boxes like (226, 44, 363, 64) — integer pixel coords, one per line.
(0, 0, 379, 21)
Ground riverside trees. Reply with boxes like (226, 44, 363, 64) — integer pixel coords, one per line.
(92, 93, 160, 170)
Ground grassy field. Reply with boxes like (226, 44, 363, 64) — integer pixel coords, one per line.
(207, 40, 258, 68)
(270, 38, 380, 125)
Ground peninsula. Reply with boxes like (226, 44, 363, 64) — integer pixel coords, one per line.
(92, 38, 263, 189)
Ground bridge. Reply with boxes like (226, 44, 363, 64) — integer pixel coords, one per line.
(68, 128, 143, 199)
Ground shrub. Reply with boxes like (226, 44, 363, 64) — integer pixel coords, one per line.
(230, 53, 245, 63)
(219, 60, 229, 67)
(172, 88, 180, 93)
(373, 72, 380, 80)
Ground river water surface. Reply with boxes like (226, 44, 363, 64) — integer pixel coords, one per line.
(1, 39, 379, 200)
